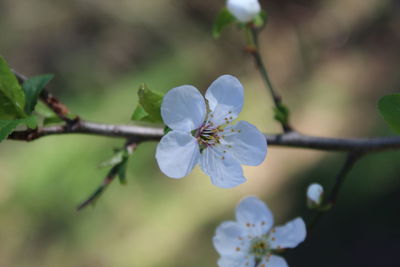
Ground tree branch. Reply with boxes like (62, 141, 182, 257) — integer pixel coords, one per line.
(8, 121, 400, 153)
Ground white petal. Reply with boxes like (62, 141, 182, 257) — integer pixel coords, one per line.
(307, 183, 324, 206)
(227, 0, 261, 23)
(155, 131, 199, 178)
(213, 221, 250, 257)
(205, 75, 244, 126)
(224, 121, 267, 166)
(235, 196, 274, 237)
(200, 147, 246, 188)
(161, 85, 206, 132)
(258, 255, 288, 267)
(269, 217, 306, 249)
(218, 255, 255, 267)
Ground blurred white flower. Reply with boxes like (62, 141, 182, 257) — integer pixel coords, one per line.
(307, 183, 324, 208)
(227, 0, 261, 23)
(156, 75, 267, 188)
(213, 196, 306, 267)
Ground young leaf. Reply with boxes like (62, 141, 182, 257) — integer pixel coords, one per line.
(131, 83, 163, 123)
(253, 11, 268, 28)
(98, 149, 126, 168)
(0, 56, 26, 119)
(273, 103, 290, 125)
(117, 159, 128, 185)
(212, 8, 236, 39)
(22, 74, 54, 114)
(378, 93, 400, 134)
(0, 115, 37, 142)
(131, 104, 150, 121)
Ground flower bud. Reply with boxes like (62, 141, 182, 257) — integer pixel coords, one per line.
(227, 0, 261, 23)
(307, 183, 324, 208)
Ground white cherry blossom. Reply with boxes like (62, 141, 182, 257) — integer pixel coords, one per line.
(227, 0, 261, 23)
(213, 196, 306, 267)
(156, 75, 267, 188)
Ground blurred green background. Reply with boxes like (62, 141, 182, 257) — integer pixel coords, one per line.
(1, 0, 399, 266)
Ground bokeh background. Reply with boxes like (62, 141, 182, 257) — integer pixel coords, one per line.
(1, 0, 400, 266)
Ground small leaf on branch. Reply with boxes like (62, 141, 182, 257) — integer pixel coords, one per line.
(378, 93, 400, 134)
(98, 148, 127, 168)
(252, 11, 267, 28)
(273, 103, 290, 125)
(212, 8, 236, 39)
(0, 115, 37, 142)
(0, 56, 26, 119)
(131, 83, 163, 123)
(22, 74, 54, 114)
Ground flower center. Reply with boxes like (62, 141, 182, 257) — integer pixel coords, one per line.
(249, 237, 270, 259)
(196, 123, 225, 148)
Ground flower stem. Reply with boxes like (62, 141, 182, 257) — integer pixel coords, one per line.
(246, 26, 292, 132)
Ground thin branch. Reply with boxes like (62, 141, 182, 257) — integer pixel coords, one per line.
(12, 69, 75, 123)
(307, 152, 362, 231)
(8, 122, 400, 153)
(247, 27, 292, 132)
(77, 141, 138, 211)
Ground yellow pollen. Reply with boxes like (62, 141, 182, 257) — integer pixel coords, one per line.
(236, 247, 240, 251)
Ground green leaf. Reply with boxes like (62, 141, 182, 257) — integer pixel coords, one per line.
(378, 93, 400, 134)
(22, 74, 54, 114)
(131, 83, 163, 123)
(117, 159, 128, 185)
(0, 115, 37, 142)
(43, 116, 64, 126)
(253, 11, 267, 28)
(212, 8, 236, 39)
(0, 56, 26, 119)
(99, 149, 126, 168)
(131, 104, 150, 121)
(273, 103, 290, 125)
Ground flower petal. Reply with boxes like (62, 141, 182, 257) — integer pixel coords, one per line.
(213, 221, 250, 257)
(205, 75, 244, 126)
(161, 85, 206, 132)
(218, 255, 255, 267)
(258, 255, 288, 267)
(235, 196, 274, 237)
(155, 131, 200, 178)
(199, 147, 246, 188)
(227, 0, 261, 23)
(269, 217, 306, 249)
(224, 121, 267, 166)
